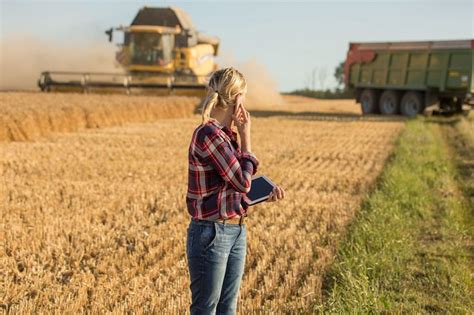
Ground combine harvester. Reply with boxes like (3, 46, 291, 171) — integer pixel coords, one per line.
(37, 6, 219, 97)
(345, 39, 473, 117)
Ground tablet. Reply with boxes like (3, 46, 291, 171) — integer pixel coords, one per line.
(245, 175, 276, 206)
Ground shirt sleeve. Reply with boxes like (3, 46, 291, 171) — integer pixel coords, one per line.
(201, 133, 259, 193)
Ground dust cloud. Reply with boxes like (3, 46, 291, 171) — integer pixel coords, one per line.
(0, 34, 122, 90)
(217, 52, 285, 109)
(0, 35, 285, 109)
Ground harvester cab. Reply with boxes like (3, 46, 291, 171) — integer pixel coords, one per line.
(38, 6, 220, 97)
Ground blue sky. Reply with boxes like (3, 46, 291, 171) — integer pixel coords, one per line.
(1, 0, 473, 91)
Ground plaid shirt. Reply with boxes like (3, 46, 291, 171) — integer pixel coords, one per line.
(186, 118, 259, 220)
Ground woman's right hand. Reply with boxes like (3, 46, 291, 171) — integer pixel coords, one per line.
(267, 185, 285, 202)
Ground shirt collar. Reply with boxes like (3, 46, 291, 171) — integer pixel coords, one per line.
(208, 118, 237, 141)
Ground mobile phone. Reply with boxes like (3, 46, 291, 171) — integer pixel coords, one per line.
(234, 94, 242, 115)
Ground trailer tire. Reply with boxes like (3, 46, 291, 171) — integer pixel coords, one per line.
(360, 89, 378, 114)
(401, 91, 424, 117)
(379, 90, 400, 115)
(455, 98, 463, 113)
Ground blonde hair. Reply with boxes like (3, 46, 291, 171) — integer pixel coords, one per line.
(201, 67, 247, 124)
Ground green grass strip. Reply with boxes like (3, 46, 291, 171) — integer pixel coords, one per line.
(316, 119, 474, 314)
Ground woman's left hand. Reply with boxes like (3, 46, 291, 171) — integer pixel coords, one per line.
(267, 185, 285, 202)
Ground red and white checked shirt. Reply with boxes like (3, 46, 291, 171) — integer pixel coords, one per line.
(186, 118, 259, 220)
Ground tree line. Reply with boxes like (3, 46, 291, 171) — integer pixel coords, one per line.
(285, 61, 352, 99)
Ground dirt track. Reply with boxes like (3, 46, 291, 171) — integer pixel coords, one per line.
(281, 95, 361, 115)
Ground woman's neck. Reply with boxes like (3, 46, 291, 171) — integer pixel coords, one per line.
(210, 108, 233, 129)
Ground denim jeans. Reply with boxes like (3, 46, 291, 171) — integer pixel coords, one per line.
(186, 218, 247, 315)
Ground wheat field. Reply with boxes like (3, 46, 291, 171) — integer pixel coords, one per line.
(0, 92, 200, 142)
(0, 93, 405, 313)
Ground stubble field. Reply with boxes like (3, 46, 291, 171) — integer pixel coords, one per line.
(1, 92, 405, 313)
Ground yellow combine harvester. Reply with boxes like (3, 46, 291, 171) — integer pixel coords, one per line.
(38, 6, 219, 96)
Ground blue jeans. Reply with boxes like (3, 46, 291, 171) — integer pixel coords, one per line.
(186, 218, 247, 315)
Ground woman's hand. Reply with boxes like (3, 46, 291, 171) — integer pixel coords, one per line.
(267, 185, 285, 202)
(232, 94, 252, 152)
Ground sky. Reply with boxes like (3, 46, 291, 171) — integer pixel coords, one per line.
(1, 0, 473, 91)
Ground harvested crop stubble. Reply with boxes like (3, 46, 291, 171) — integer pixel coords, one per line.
(0, 92, 200, 142)
(0, 104, 404, 313)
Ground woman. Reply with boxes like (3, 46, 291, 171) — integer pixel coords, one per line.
(185, 67, 285, 314)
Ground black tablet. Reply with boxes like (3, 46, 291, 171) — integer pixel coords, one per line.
(245, 175, 276, 206)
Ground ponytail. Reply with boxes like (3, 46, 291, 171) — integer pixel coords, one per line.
(201, 91, 219, 124)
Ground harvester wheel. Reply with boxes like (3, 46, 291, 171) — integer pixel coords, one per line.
(379, 90, 400, 115)
(360, 89, 378, 114)
(401, 91, 424, 117)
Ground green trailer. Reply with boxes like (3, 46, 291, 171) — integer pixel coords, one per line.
(344, 40, 473, 117)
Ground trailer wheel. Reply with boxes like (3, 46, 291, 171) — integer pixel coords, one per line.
(400, 91, 424, 117)
(379, 90, 400, 115)
(360, 89, 378, 114)
(455, 98, 463, 113)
